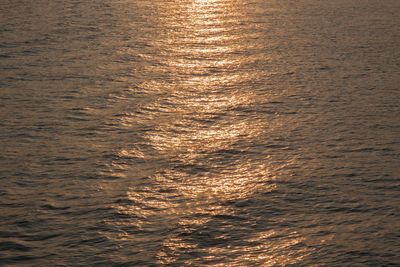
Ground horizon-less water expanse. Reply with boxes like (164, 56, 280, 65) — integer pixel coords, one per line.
(1, 0, 399, 266)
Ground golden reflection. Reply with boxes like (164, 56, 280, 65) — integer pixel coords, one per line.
(158, 229, 312, 266)
(104, 0, 313, 265)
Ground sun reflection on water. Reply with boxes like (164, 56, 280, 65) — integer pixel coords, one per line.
(105, 0, 313, 265)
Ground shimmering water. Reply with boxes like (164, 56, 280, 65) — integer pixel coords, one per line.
(1, 0, 399, 265)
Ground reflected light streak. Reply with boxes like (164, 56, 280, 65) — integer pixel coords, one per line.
(105, 0, 312, 265)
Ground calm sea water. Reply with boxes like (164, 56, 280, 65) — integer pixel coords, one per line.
(1, 0, 399, 266)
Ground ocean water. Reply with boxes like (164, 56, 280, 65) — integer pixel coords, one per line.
(0, 0, 399, 265)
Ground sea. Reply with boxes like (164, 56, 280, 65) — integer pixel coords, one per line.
(0, 0, 399, 266)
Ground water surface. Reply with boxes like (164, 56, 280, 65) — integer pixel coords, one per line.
(1, 0, 399, 265)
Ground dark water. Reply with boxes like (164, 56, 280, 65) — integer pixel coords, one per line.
(1, 0, 399, 265)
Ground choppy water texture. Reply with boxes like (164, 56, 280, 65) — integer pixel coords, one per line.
(1, 0, 400, 266)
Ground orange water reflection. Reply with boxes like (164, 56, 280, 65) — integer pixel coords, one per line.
(107, 0, 313, 265)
